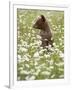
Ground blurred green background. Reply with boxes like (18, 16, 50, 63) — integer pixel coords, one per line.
(17, 9, 64, 80)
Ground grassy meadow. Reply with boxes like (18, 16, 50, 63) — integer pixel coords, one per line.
(17, 9, 64, 80)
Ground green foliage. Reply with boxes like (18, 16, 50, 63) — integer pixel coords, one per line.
(17, 9, 64, 80)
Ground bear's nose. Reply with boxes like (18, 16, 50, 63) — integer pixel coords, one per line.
(33, 24, 35, 28)
(33, 24, 37, 28)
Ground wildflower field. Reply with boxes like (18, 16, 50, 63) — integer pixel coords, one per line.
(17, 9, 64, 80)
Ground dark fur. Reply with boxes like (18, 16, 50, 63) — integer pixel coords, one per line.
(33, 15, 53, 48)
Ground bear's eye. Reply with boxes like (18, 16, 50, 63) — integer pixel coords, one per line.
(37, 19, 43, 24)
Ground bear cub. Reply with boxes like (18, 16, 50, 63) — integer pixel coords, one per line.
(33, 15, 53, 48)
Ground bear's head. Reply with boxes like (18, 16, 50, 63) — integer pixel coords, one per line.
(33, 15, 48, 30)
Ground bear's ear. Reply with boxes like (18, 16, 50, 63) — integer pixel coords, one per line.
(41, 15, 45, 22)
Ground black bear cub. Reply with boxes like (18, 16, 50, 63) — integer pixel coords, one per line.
(33, 15, 53, 48)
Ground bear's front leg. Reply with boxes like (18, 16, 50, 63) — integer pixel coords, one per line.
(41, 39, 49, 48)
